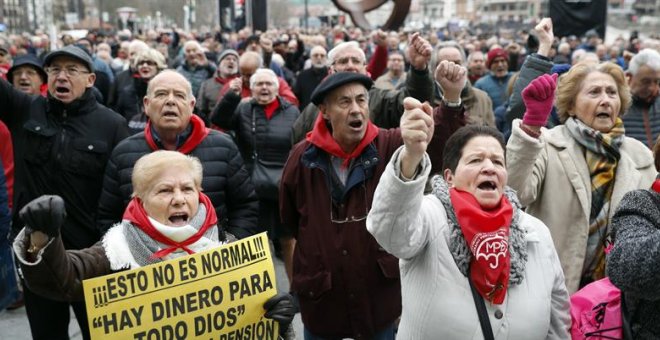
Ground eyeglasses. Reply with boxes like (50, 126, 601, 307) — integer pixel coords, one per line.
(137, 60, 157, 67)
(330, 183, 370, 224)
(44, 66, 90, 77)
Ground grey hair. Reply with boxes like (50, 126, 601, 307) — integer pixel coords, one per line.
(467, 50, 485, 63)
(628, 48, 660, 75)
(183, 40, 202, 52)
(240, 51, 264, 69)
(134, 48, 167, 71)
(328, 41, 365, 65)
(146, 70, 194, 98)
(249, 68, 280, 90)
(436, 40, 467, 63)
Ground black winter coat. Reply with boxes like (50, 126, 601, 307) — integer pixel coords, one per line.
(0, 78, 128, 249)
(96, 123, 260, 240)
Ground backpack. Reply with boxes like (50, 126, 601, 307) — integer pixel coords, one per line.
(570, 277, 632, 339)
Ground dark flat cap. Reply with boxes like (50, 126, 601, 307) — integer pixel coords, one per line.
(44, 45, 95, 73)
(310, 72, 373, 105)
(7, 54, 47, 83)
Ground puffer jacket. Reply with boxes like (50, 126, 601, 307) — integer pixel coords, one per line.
(96, 116, 259, 239)
(0, 78, 128, 249)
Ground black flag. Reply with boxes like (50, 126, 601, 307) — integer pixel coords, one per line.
(549, 0, 607, 38)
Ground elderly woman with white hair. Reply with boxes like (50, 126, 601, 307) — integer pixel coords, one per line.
(12, 150, 297, 336)
(212, 68, 300, 258)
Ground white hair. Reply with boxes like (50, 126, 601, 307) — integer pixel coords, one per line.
(628, 48, 660, 75)
(327, 41, 365, 65)
(249, 68, 279, 90)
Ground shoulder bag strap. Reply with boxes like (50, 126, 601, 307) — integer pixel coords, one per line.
(469, 277, 495, 340)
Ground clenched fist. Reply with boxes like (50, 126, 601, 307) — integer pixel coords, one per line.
(400, 97, 434, 178)
(19, 195, 67, 238)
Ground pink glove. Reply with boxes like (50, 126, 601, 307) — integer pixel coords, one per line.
(522, 73, 558, 127)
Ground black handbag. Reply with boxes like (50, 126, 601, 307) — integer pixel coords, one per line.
(250, 108, 283, 201)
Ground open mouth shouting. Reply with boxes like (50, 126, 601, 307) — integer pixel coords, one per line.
(348, 118, 364, 132)
(17, 80, 35, 92)
(168, 212, 190, 227)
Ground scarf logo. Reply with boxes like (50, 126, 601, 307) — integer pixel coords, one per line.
(471, 229, 508, 269)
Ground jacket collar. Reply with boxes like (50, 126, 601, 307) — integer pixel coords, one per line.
(47, 88, 97, 117)
(302, 141, 380, 203)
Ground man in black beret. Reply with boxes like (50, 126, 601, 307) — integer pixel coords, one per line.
(279, 61, 468, 339)
(1, 44, 128, 340)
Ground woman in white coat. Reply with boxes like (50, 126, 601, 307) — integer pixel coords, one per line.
(506, 63, 657, 294)
(367, 122, 570, 339)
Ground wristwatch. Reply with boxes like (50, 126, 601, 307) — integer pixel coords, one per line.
(442, 96, 462, 108)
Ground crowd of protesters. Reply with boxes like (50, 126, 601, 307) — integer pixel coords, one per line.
(1, 15, 660, 339)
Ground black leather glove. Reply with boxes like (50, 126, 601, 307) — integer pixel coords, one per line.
(19, 195, 67, 237)
(263, 292, 297, 334)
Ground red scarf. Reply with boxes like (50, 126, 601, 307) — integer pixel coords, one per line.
(263, 99, 280, 120)
(305, 111, 379, 168)
(144, 114, 210, 154)
(122, 193, 218, 259)
(652, 179, 660, 193)
(450, 188, 513, 304)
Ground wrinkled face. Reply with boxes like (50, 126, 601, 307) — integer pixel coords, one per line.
(219, 55, 238, 78)
(184, 45, 202, 65)
(437, 47, 463, 66)
(144, 72, 195, 135)
(142, 167, 199, 227)
(319, 83, 370, 152)
(46, 56, 95, 104)
(490, 57, 508, 77)
(629, 64, 660, 101)
(251, 73, 277, 105)
(573, 71, 622, 133)
(332, 47, 366, 74)
(444, 136, 507, 210)
(468, 52, 486, 75)
(310, 48, 327, 68)
(12, 65, 44, 95)
(387, 54, 405, 73)
(136, 59, 159, 79)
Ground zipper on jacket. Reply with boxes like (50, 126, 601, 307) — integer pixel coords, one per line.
(56, 110, 68, 162)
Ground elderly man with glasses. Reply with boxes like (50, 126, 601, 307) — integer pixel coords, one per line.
(0, 45, 128, 340)
(280, 61, 468, 339)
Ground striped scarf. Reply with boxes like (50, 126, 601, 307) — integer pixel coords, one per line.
(565, 117, 625, 282)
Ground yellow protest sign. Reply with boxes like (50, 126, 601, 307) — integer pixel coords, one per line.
(83, 232, 279, 339)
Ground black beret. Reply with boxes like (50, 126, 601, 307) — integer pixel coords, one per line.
(310, 72, 373, 106)
(44, 45, 95, 73)
(7, 54, 47, 83)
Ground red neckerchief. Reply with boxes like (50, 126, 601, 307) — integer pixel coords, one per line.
(652, 179, 660, 193)
(122, 192, 218, 259)
(450, 188, 513, 305)
(305, 110, 379, 168)
(215, 74, 237, 85)
(144, 114, 210, 154)
(263, 99, 280, 120)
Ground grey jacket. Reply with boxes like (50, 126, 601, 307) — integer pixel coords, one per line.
(608, 188, 660, 339)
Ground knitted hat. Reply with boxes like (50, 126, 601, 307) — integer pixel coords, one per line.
(486, 48, 509, 69)
(217, 49, 239, 63)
